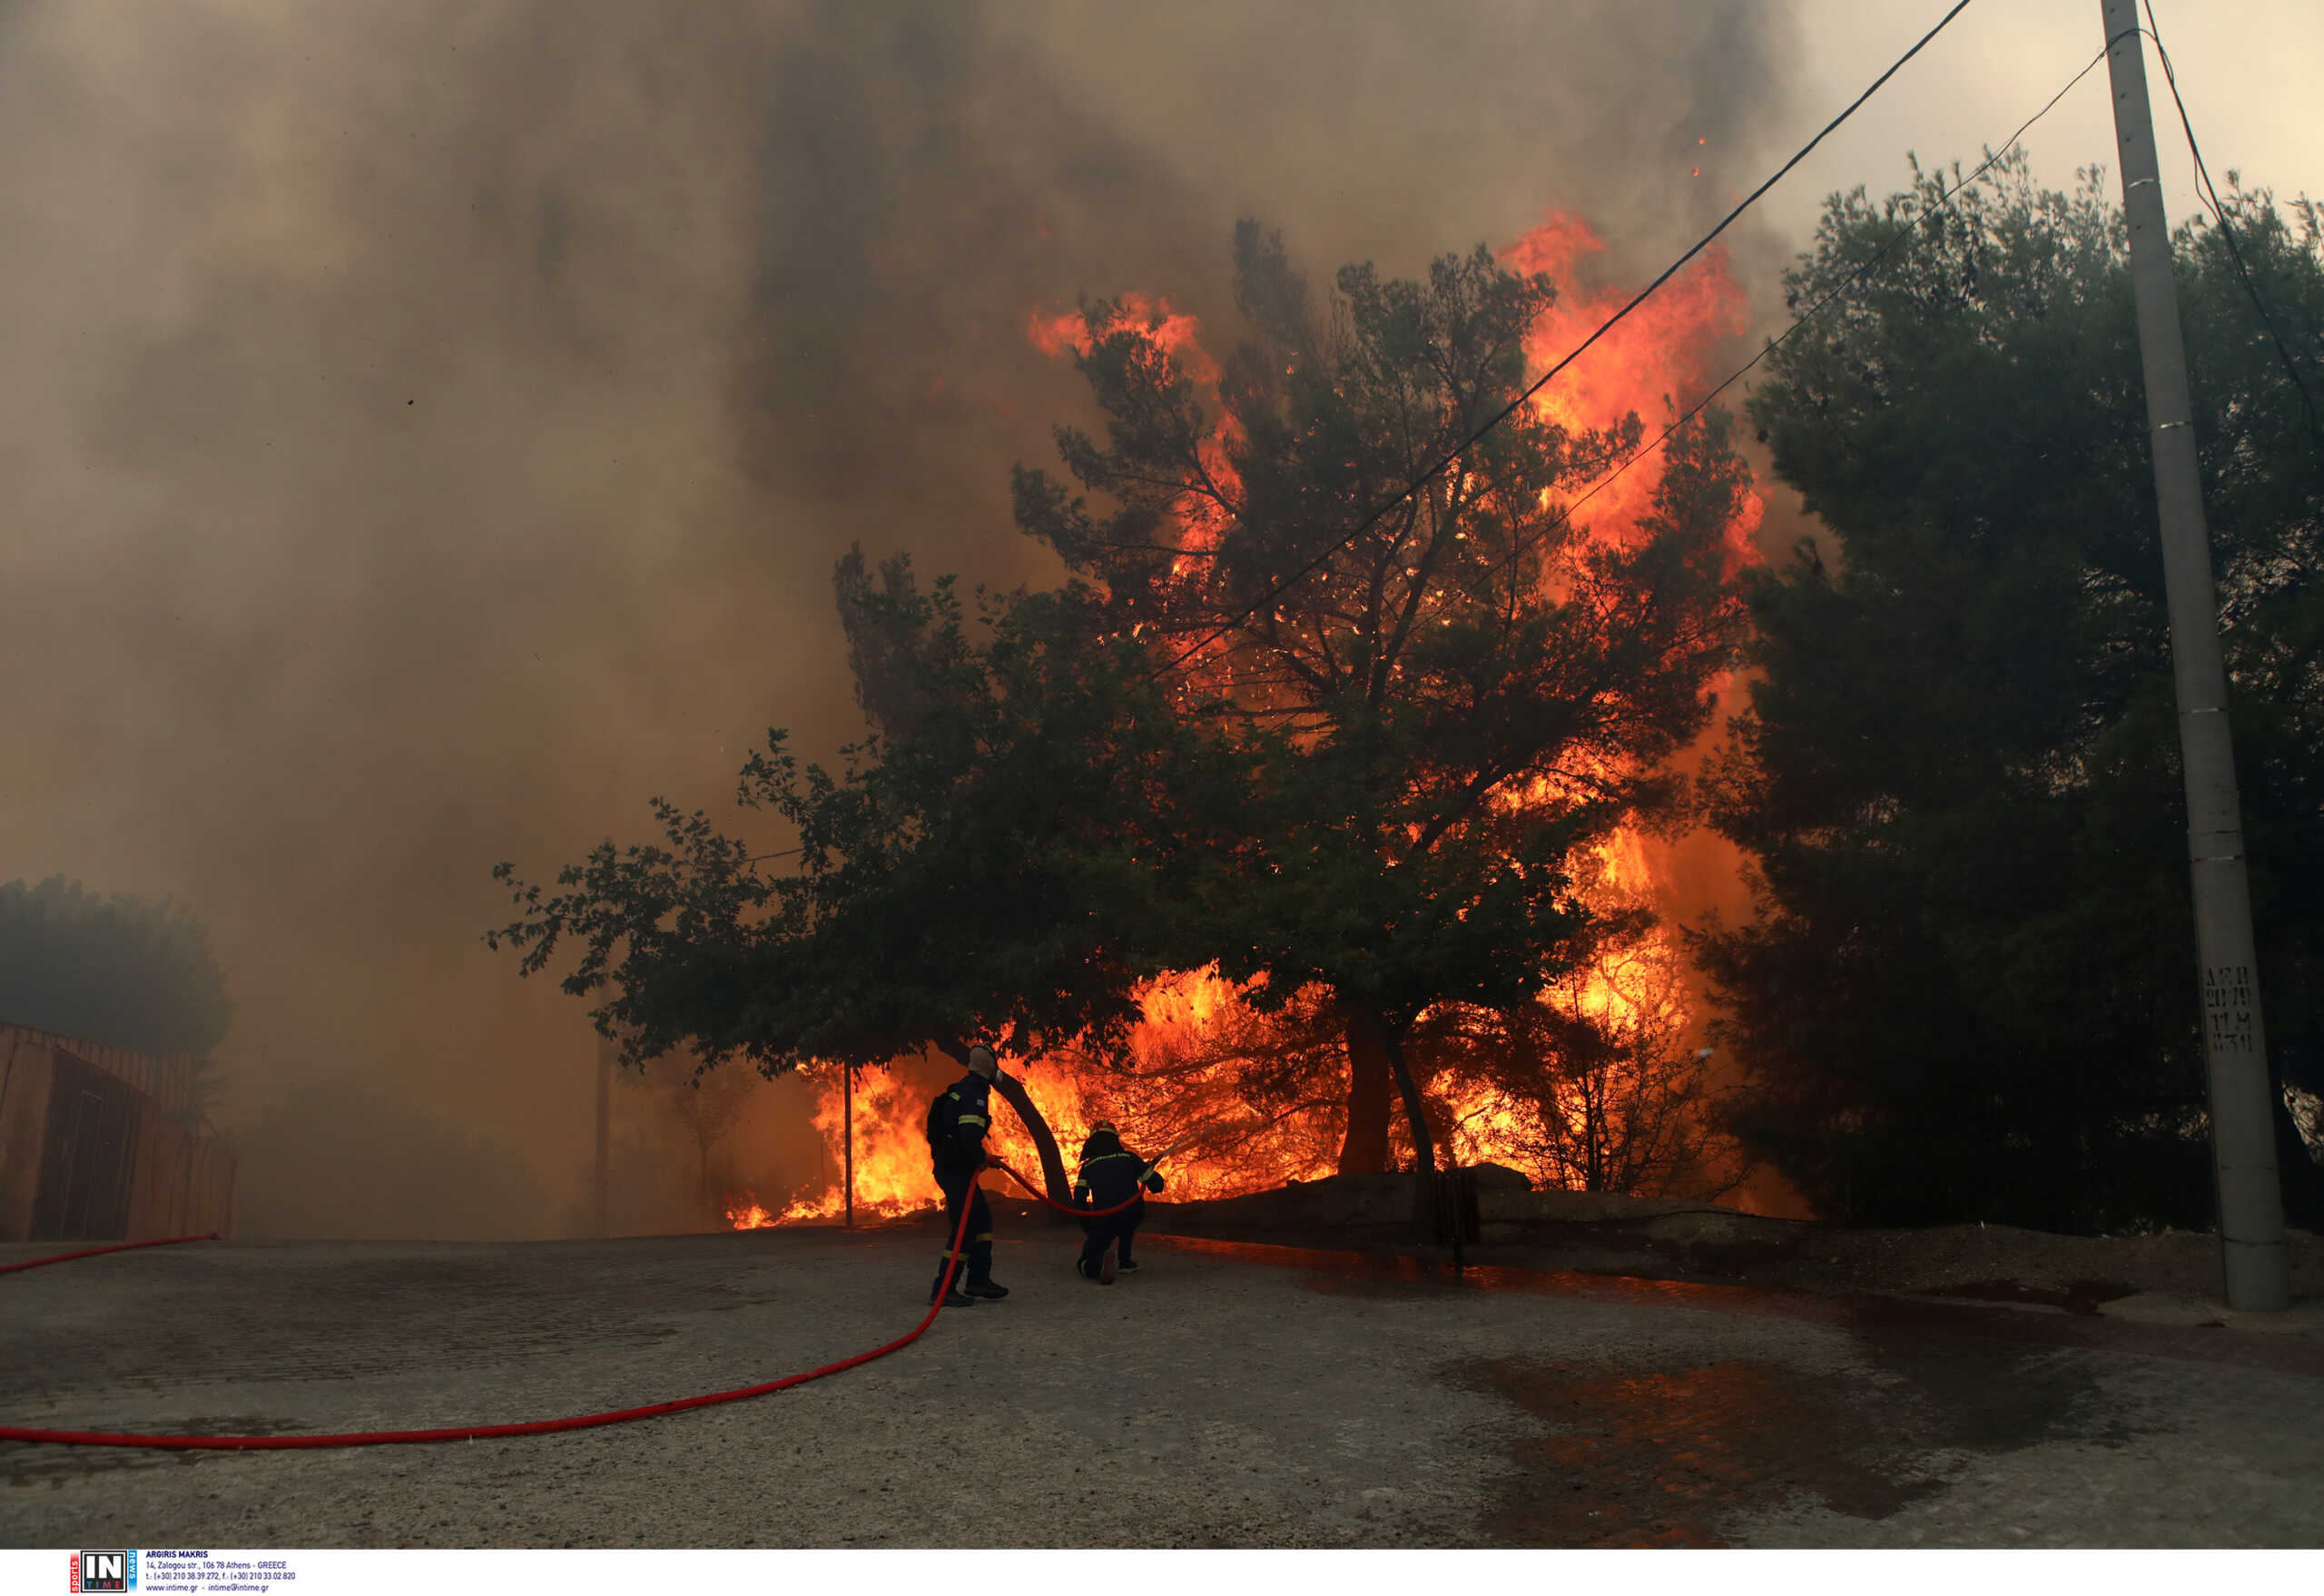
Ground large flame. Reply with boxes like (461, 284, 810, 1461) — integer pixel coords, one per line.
(727, 1067, 945, 1227)
(1506, 212, 1761, 560)
(724, 1056, 1101, 1227)
(1026, 294, 1244, 564)
(734, 210, 1763, 1228)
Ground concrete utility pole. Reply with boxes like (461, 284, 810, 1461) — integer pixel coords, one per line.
(843, 1065, 855, 1229)
(2101, 0, 2290, 1311)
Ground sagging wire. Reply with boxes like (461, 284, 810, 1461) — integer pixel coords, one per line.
(1140, 0, 1984, 682)
(2138, 1, 2324, 453)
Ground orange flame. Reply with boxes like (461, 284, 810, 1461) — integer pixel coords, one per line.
(1505, 211, 1760, 561)
(1025, 291, 1218, 386)
(725, 1197, 778, 1229)
(710, 209, 1763, 1220)
(725, 1056, 1110, 1228)
(1025, 292, 1244, 576)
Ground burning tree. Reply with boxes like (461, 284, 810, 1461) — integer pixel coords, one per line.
(487, 572, 1236, 1205)
(1422, 916, 1735, 1197)
(1014, 222, 1751, 1217)
(1039, 973, 1354, 1201)
(491, 217, 1755, 1227)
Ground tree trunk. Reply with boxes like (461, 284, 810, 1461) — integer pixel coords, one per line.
(1356, 1007, 1440, 1239)
(1583, 1072, 1607, 1193)
(1338, 1003, 1394, 1176)
(935, 1037, 1073, 1209)
(989, 1070, 1075, 1211)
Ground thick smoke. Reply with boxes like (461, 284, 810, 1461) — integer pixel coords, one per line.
(0, 0, 1804, 1237)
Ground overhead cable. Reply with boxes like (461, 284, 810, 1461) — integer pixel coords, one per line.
(1506, 44, 2116, 562)
(1146, 0, 1983, 677)
(2139, 1, 2324, 451)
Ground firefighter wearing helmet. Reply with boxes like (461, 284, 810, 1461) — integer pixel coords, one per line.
(925, 1043, 1010, 1306)
(1072, 1120, 1165, 1284)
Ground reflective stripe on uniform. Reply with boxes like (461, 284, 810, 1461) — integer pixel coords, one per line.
(958, 1114, 987, 1128)
(974, 1233, 992, 1243)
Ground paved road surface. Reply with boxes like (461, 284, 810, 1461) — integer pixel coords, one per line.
(3, 1226, 2319, 1547)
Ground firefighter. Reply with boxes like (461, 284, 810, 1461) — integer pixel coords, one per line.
(925, 1043, 1009, 1306)
(1073, 1121, 1165, 1284)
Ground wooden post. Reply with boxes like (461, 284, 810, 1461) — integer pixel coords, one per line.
(594, 1034, 614, 1239)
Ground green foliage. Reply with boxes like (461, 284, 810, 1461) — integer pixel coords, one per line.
(0, 875, 233, 1061)
(1699, 154, 2324, 1229)
(493, 219, 1750, 1207)
(488, 568, 1230, 1079)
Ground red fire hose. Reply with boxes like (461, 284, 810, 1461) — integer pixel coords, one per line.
(0, 1232, 220, 1276)
(0, 1165, 1148, 1452)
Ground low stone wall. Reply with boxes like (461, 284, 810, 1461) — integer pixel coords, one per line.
(1137, 1169, 1770, 1239)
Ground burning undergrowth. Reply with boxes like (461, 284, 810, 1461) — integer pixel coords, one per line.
(736, 832, 1737, 1227)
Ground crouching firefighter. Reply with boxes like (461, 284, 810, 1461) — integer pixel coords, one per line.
(1074, 1122, 1164, 1284)
(926, 1044, 1009, 1306)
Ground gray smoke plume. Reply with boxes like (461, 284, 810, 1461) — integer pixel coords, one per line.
(0, 0, 1804, 1237)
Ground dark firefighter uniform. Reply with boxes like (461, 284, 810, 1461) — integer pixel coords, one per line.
(925, 1056, 1009, 1305)
(1074, 1123, 1164, 1282)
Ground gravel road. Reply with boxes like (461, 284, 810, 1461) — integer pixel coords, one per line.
(3, 1223, 2319, 1547)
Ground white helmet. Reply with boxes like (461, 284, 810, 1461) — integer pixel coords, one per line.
(965, 1044, 999, 1080)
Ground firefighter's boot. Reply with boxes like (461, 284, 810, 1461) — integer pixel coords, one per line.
(930, 1250, 979, 1308)
(963, 1236, 1009, 1300)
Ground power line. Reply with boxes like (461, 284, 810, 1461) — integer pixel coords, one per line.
(2139, 1, 2324, 452)
(1502, 45, 2114, 562)
(1147, 0, 1982, 679)
(728, 28, 2100, 886)
(723, 28, 2258, 895)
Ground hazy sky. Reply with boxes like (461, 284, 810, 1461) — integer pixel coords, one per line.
(1779, 1, 2321, 246)
(1, 0, 2312, 1235)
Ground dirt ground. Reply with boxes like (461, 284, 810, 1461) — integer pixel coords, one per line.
(4, 1196, 2320, 1549)
(1123, 1170, 2324, 1325)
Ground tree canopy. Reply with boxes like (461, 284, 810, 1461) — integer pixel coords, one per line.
(0, 875, 233, 1062)
(1699, 155, 2324, 1230)
(488, 566, 1231, 1199)
(492, 219, 1754, 1222)
(1015, 221, 1751, 1195)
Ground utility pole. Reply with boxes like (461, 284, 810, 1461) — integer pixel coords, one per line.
(843, 1065, 855, 1230)
(594, 832, 616, 1243)
(2101, 0, 2290, 1311)
(595, 1032, 614, 1239)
